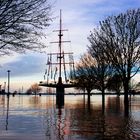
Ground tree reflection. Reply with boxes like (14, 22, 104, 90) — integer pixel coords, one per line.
(106, 96, 123, 115)
(55, 96, 135, 140)
(69, 102, 105, 139)
(29, 96, 41, 108)
(103, 96, 135, 139)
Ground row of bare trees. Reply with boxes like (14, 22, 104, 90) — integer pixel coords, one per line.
(74, 8, 140, 115)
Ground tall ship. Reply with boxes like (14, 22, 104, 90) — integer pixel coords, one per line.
(39, 10, 76, 103)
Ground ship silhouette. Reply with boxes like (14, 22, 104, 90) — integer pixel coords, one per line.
(39, 10, 76, 106)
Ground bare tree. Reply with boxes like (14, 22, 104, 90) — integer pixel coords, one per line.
(88, 34, 113, 112)
(74, 53, 96, 103)
(0, 0, 51, 55)
(89, 8, 140, 115)
(27, 83, 42, 94)
(106, 74, 123, 95)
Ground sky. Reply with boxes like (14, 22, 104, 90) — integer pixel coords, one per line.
(0, 0, 140, 92)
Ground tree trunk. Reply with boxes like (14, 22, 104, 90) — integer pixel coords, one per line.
(87, 90, 91, 110)
(102, 88, 105, 114)
(83, 92, 86, 101)
(123, 80, 129, 116)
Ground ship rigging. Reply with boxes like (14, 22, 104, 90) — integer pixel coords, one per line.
(39, 10, 76, 88)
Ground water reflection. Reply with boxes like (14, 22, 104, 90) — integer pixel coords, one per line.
(43, 107, 66, 140)
(106, 96, 123, 115)
(6, 96, 10, 130)
(0, 95, 140, 140)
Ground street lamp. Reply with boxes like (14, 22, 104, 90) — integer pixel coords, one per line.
(7, 70, 10, 96)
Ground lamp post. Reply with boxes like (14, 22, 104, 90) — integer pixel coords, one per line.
(7, 70, 10, 96)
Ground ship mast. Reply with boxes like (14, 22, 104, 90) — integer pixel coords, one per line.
(58, 9, 63, 84)
(39, 10, 76, 105)
(45, 10, 72, 84)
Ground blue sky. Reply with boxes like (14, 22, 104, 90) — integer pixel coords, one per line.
(0, 0, 140, 92)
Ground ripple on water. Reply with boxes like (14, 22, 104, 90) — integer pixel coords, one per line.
(0, 95, 140, 140)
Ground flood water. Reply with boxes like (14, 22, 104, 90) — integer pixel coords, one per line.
(0, 94, 140, 140)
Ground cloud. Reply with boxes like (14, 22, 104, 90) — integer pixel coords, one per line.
(0, 53, 20, 66)
(55, 0, 140, 25)
(1, 0, 140, 91)
(0, 53, 47, 78)
(51, 0, 140, 55)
